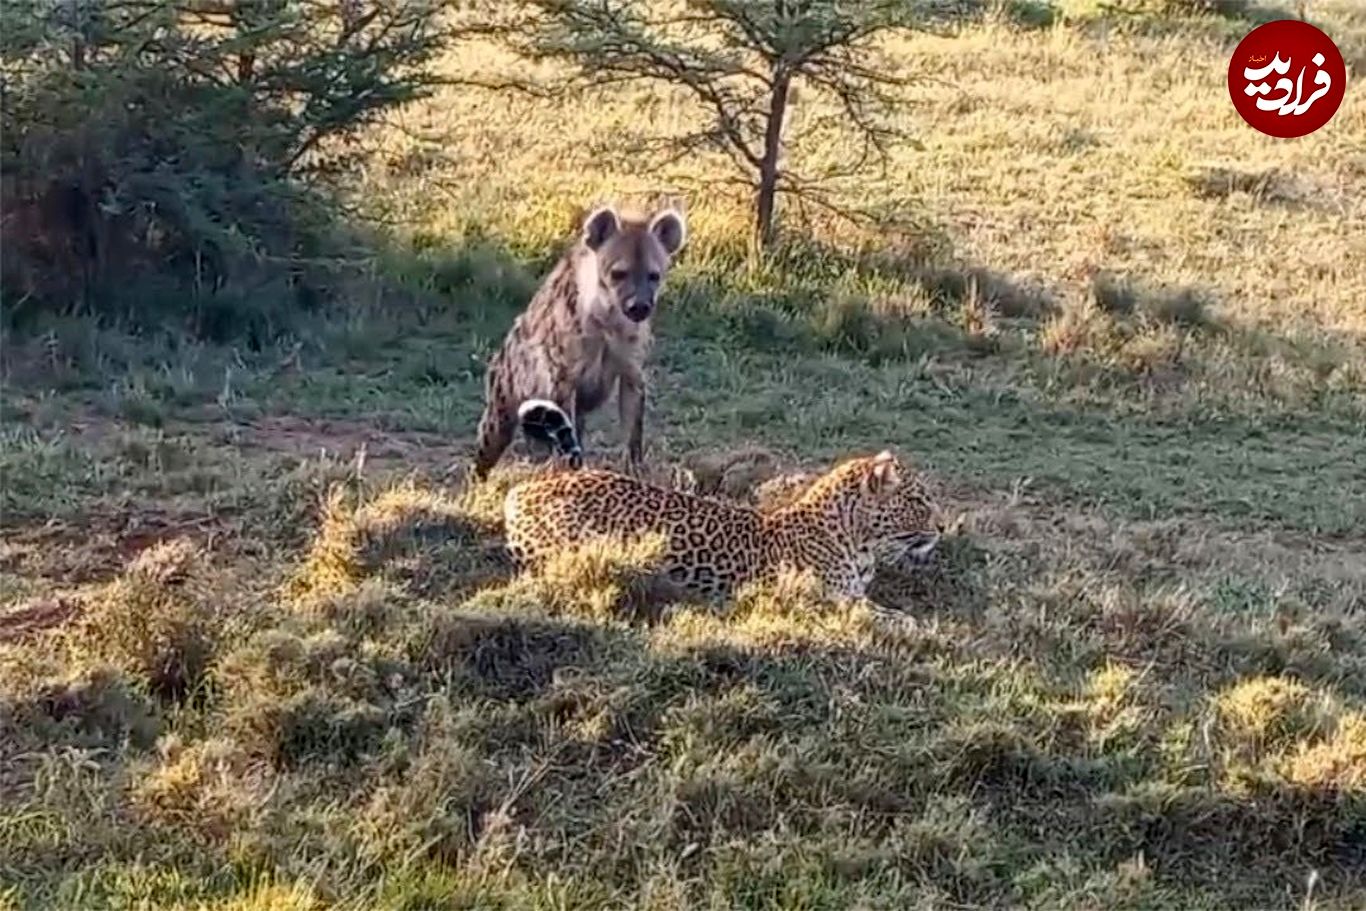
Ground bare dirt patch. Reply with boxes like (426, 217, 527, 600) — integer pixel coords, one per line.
(230, 415, 469, 474)
(0, 510, 229, 587)
(0, 595, 80, 644)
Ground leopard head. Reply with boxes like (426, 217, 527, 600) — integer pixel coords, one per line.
(798, 451, 942, 565)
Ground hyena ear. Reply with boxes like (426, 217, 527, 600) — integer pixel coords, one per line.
(582, 206, 621, 251)
(864, 450, 901, 494)
(648, 208, 687, 257)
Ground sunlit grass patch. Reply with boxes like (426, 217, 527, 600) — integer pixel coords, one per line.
(658, 569, 889, 655)
(1285, 711, 1366, 793)
(471, 532, 671, 622)
(287, 477, 510, 607)
(1206, 676, 1366, 798)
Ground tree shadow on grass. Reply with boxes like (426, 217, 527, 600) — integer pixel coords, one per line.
(664, 231, 1057, 366)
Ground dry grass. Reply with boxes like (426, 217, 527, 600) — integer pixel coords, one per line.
(4, 456, 1364, 908)
(5, 2, 1366, 908)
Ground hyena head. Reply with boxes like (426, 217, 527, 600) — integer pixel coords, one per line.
(578, 205, 687, 324)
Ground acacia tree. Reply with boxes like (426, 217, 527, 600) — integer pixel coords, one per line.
(468, 0, 921, 249)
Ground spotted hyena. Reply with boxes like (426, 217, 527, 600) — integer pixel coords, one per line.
(472, 204, 687, 478)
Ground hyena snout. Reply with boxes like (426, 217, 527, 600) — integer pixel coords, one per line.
(623, 295, 654, 322)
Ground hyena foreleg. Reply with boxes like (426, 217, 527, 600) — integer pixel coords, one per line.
(473, 400, 517, 479)
(618, 371, 646, 472)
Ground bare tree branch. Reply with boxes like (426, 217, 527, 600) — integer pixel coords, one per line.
(464, 0, 941, 248)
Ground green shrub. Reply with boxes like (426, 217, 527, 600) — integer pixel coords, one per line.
(0, 0, 457, 338)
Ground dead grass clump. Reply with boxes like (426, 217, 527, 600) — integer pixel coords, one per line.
(455, 461, 541, 531)
(1091, 271, 1139, 317)
(356, 696, 496, 866)
(1144, 287, 1211, 329)
(915, 265, 1053, 320)
(931, 719, 1061, 792)
(243, 686, 391, 768)
(218, 628, 397, 766)
(305, 578, 409, 640)
(808, 293, 910, 361)
(286, 486, 364, 606)
(1213, 675, 1331, 755)
(129, 735, 267, 841)
(1283, 711, 1366, 793)
(354, 483, 478, 546)
(1185, 165, 1305, 205)
(1092, 274, 1213, 330)
(289, 480, 510, 607)
(665, 568, 886, 652)
(1040, 300, 1122, 358)
(0, 664, 159, 751)
(1043, 284, 1209, 376)
(355, 483, 508, 600)
(67, 539, 219, 702)
(1204, 676, 1366, 798)
(235, 884, 325, 911)
(1088, 0, 1252, 13)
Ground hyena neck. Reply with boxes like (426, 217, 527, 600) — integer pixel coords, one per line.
(570, 245, 611, 328)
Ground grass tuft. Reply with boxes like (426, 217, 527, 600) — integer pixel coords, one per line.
(65, 541, 220, 703)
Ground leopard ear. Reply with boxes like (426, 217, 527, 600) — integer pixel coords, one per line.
(865, 450, 901, 494)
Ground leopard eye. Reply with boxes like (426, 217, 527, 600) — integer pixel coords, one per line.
(609, 268, 628, 282)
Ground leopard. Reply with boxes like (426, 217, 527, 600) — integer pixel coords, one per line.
(472, 204, 687, 479)
(503, 399, 941, 606)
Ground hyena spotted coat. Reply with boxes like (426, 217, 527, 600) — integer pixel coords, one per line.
(472, 205, 686, 478)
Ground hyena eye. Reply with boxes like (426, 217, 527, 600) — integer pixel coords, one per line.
(646, 271, 661, 283)
(609, 268, 628, 282)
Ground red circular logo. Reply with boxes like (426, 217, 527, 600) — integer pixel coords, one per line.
(1228, 20, 1346, 138)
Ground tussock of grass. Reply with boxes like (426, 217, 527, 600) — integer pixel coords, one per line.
(662, 569, 886, 654)
(0, 664, 159, 753)
(285, 487, 362, 606)
(217, 624, 399, 767)
(1214, 675, 1331, 754)
(289, 479, 508, 606)
(1285, 712, 1366, 793)
(1041, 286, 1210, 378)
(38, 539, 225, 705)
(129, 736, 264, 842)
(1185, 164, 1307, 205)
(1206, 676, 1366, 798)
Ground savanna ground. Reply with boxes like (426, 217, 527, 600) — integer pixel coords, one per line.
(4, 2, 1366, 908)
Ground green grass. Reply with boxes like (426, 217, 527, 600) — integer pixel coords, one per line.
(5, 2, 1366, 909)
